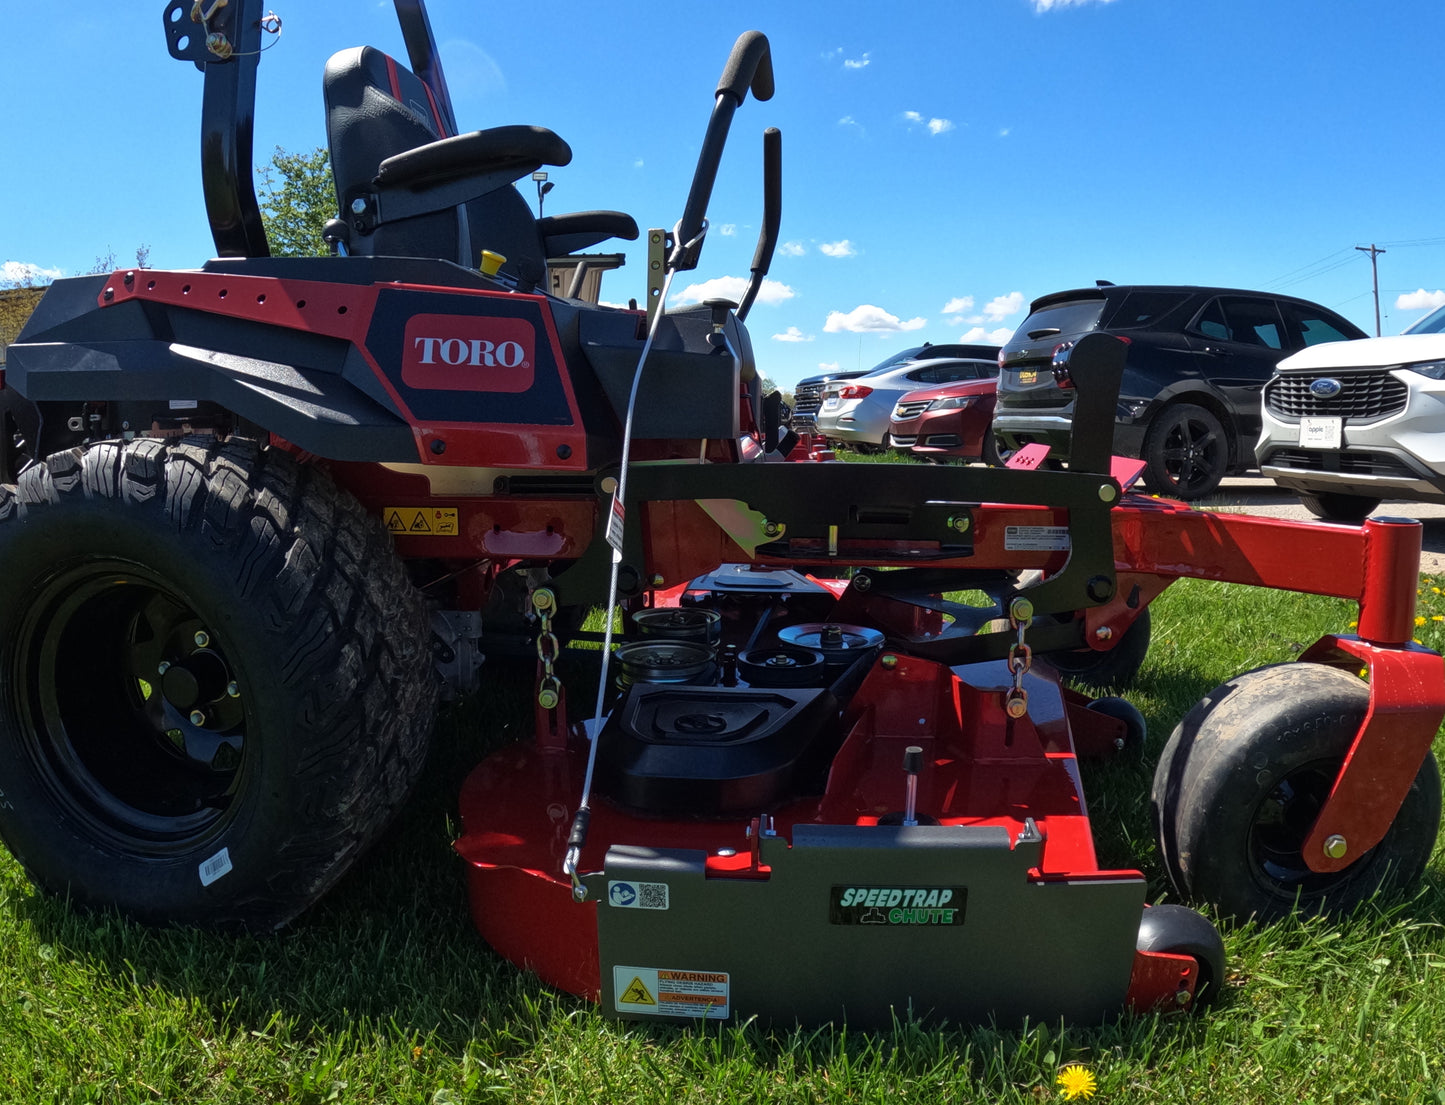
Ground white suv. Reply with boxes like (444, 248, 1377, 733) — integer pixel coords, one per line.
(1257, 304, 1445, 522)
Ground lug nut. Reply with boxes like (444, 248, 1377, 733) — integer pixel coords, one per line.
(227, 681, 240, 698)
(1323, 834, 1348, 860)
(194, 630, 210, 648)
(189, 710, 206, 726)
(157, 661, 170, 675)
(1175, 989, 1192, 1006)
(1095, 626, 1114, 641)
(947, 514, 970, 534)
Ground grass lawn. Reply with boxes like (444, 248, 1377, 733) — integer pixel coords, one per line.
(2, 561, 1445, 1101)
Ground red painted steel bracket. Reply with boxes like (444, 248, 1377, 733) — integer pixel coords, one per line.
(1299, 635, 1445, 873)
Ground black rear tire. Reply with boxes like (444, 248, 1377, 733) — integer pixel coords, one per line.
(1298, 491, 1381, 524)
(1142, 403, 1227, 500)
(1151, 663, 1441, 922)
(0, 438, 437, 930)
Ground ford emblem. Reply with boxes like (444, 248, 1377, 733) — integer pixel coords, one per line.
(1310, 377, 1343, 398)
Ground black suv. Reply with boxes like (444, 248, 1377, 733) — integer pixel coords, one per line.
(991, 285, 1365, 498)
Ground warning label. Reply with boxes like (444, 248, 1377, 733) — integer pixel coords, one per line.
(613, 966, 729, 1019)
(1003, 525, 1071, 551)
(384, 507, 459, 536)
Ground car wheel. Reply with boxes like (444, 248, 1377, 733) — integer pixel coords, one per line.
(1142, 403, 1228, 500)
(0, 438, 437, 930)
(1298, 491, 1381, 524)
(1151, 663, 1441, 922)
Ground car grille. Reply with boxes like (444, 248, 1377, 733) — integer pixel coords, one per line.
(889, 434, 918, 447)
(1261, 448, 1416, 478)
(892, 400, 931, 420)
(1264, 370, 1407, 423)
(794, 381, 826, 416)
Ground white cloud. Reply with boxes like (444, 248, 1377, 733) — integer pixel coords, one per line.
(819, 240, 856, 258)
(824, 305, 927, 333)
(599, 300, 630, 310)
(1396, 289, 1445, 311)
(1031, 0, 1121, 10)
(718, 224, 737, 237)
(838, 115, 863, 132)
(772, 326, 814, 343)
(843, 53, 870, 69)
(671, 275, 794, 307)
(983, 291, 1026, 321)
(779, 241, 806, 257)
(634, 158, 645, 168)
(957, 325, 1016, 345)
(942, 296, 975, 315)
(438, 39, 506, 97)
(903, 111, 954, 135)
(2, 260, 64, 285)
(999, 127, 1011, 138)
(817, 362, 841, 372)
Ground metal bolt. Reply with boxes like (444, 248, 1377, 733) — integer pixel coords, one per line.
(716, 848, 737, 857)
(194, 630, 210, 648)
(1323, 834, 1348, 860)
(1095, 626, 1114, 641)
(651, 574, 665, 587)
(1099, 484, 1118, 503)
(189, 710, 206, 726)
(881, 654, 898, 669)
(600, 476, 619, 495)
(1005, 692, 1029, 719)
(157, 661, 171, 675)
(762, 521, 781, 537)
(227, 681, 240, 698)
(350, 197, 368, 215)
(537, 688, 559, 710)
(1009, 596, 1034, 622)
(1175, 989, 1192, 1006)
(853, 573, 872, 593)
(947, 514, 971, 534)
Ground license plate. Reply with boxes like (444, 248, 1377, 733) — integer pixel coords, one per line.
(822, 396, 839, 409)
(1299, 416, 1342, 449)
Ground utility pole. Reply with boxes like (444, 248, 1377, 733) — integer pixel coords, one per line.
(1356, 243, 1386, 336)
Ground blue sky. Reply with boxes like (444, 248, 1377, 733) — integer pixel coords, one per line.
(4, 0, 1445, 391)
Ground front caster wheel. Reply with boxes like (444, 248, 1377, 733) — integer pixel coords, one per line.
(1151, 663, 1441, 922)
(0, 438, 437, 930)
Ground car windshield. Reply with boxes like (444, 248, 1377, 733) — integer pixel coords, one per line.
(1404, 304, 1445, 335)
(1017, 297, 1107, 340)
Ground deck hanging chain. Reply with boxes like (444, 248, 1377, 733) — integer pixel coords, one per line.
(532, 588, 562, 710)
(1005, 596, 1034, 718)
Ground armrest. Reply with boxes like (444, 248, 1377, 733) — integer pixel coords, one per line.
(539, 210, 640, 256)
(376, 125, 572, 188)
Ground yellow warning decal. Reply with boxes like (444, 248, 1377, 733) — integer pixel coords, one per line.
(619, 976, 656, 1006)
(384, 507, 459, 536)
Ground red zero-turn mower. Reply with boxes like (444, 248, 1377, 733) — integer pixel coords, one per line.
(1, 1, 1442, 1027)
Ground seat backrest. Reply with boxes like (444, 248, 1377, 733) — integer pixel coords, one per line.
(467, 187, 549, 291)
(323, 46, 469, 263)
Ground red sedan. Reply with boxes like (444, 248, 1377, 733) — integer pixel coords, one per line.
(887, 372, 999, 463)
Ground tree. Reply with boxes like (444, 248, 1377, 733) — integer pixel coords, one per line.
(258, 146, 336, 257)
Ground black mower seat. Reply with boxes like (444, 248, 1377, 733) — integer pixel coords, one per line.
(323, 45, 637, 289)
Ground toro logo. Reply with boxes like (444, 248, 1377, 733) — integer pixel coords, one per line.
(401, 313, 536, 393)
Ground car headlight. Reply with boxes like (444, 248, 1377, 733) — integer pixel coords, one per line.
(927, 396, 974, 411)
(1403, 360, 1445, 380)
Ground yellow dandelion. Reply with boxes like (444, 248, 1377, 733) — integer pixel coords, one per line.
(1433, 587, 1442, 595)
(1434, 616, 1445, 623)
(1057, 1064, 1097, 1100)
(1416, 616, 1427, 628)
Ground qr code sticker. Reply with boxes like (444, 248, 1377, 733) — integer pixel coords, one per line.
(638, 882, 669, 910)
(608, 880, 669, 910)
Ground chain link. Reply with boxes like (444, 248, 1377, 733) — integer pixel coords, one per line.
(532, 588, 562, 709)
(1005, 597, 1034, 719)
